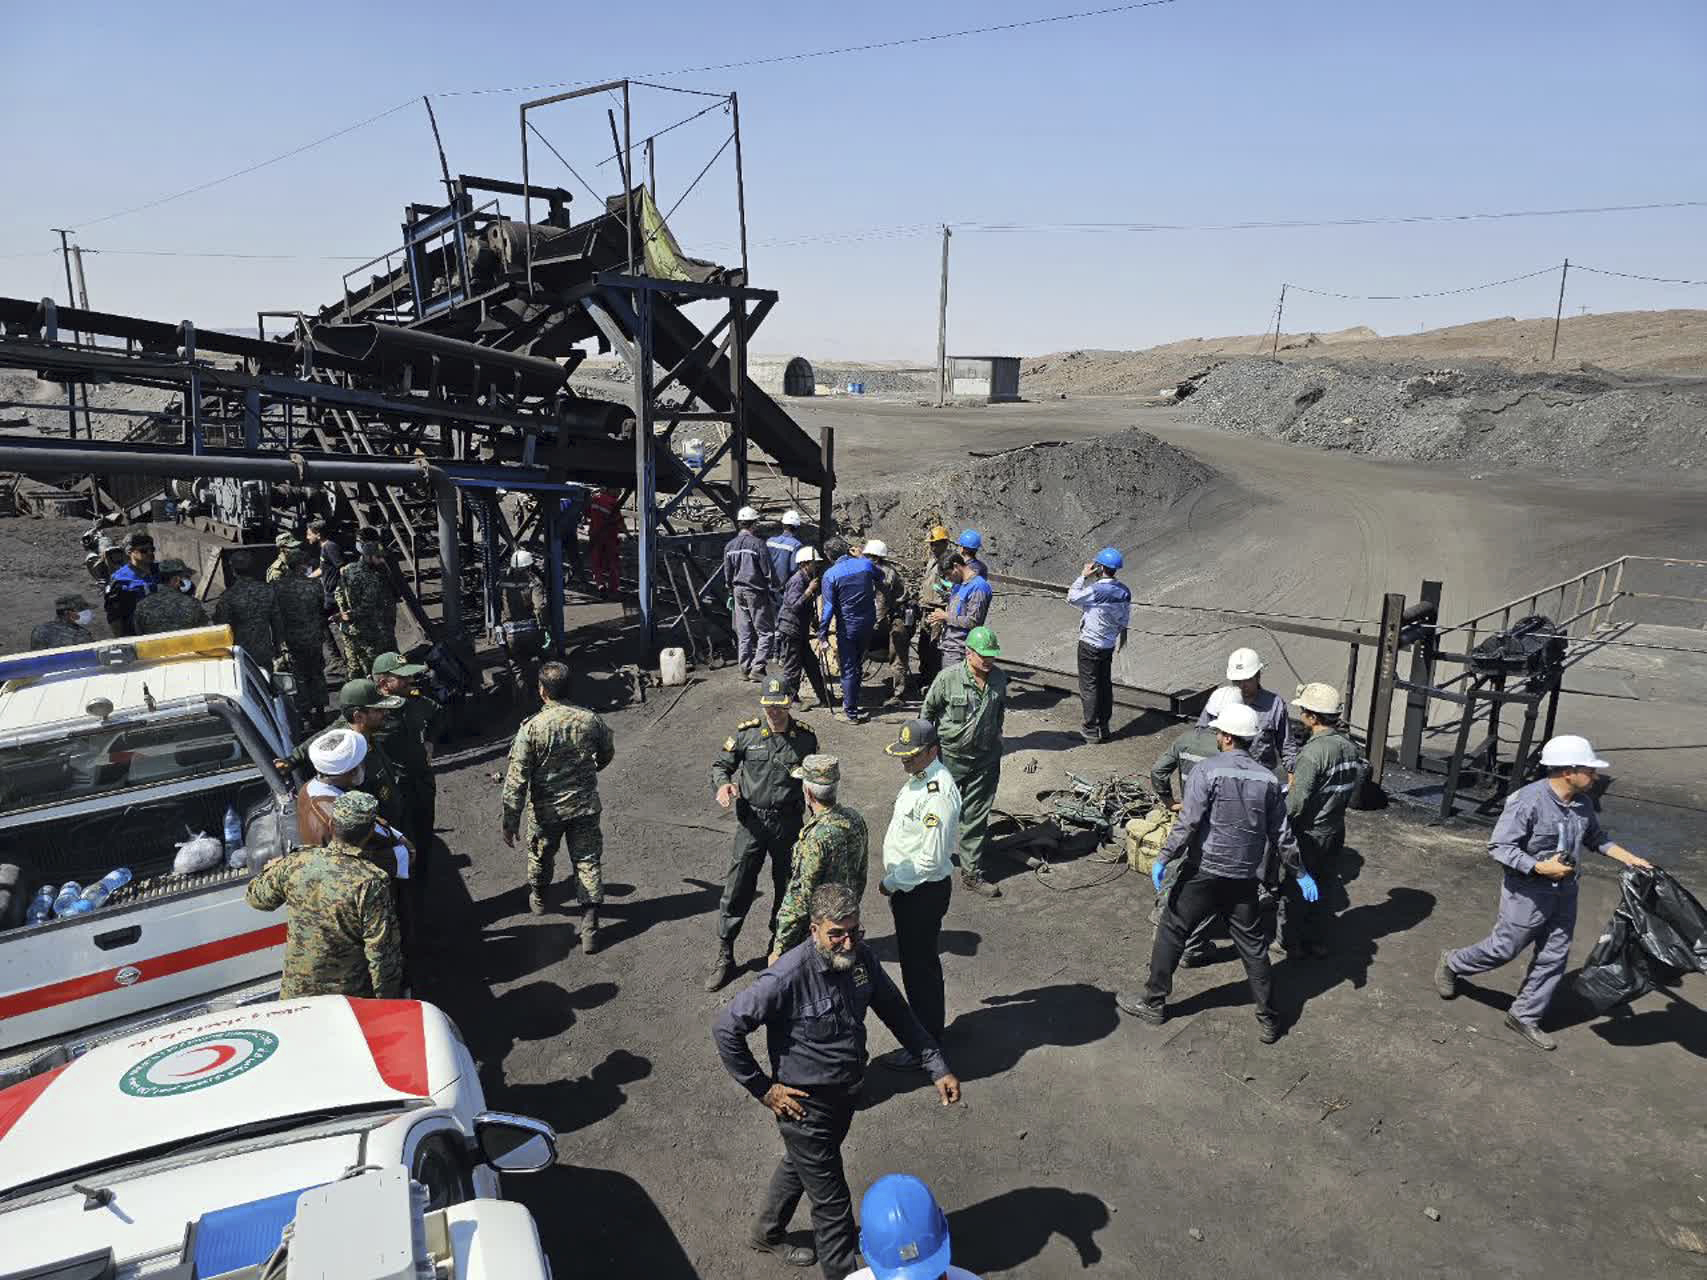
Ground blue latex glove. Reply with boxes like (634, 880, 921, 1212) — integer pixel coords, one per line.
(1151, 860, 1166, 892)
(1296, 871, 1320, 903)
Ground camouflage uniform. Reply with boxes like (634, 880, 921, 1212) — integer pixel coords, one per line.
(370, 678, 443, 858)
(212, 576, 283, 668)
(265, 534, 303, 585)
(335, 559, 398, 678)
(245, 828, 402, 999)
(30, 594, 94, 651)
(133, 584, 211, 634)
(274, 559, 330, 722)
(501, 700, 615, 904)
(771, 795, 869, 955)
(871, 559, 912, 695)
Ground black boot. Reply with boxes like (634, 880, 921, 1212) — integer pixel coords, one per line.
(581, 907, 602, 954)
(703, 940, 736, 991)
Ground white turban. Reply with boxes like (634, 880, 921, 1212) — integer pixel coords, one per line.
(308, 727, 369, 777)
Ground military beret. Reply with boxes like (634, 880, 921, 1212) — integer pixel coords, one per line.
(331, 790, 380, 827)
(790, 753, 840, 785)
(54, 592, 92, 614)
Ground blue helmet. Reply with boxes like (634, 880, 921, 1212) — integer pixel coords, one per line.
(1095, 546, 1124, 571)
(957, 529, 982, 552)
(859, 1175, 952, 1280)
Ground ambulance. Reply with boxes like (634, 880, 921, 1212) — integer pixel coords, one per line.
(0, 627, 299, 1078)
(0, 996, 555, 1278)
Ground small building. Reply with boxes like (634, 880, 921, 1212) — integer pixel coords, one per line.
(948, 355, 1021, 403)
(750, 356, 816, 398)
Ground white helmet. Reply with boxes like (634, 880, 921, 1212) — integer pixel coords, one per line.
(1211, 703, 1261, 740)
(511, 549, 536, 570)
(780, 509, 803, 528)
(1540, 734, 1609, 769)
(862, 539, 889, 559)
(1204, 685, 1245, 718)
(1226, 647, 1264, 681)
(736, 506, 759, 523)
(1295, 682, 1343, 716)
(794, 546, 821, 565)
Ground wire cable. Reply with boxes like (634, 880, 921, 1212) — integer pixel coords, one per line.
(595, 99, 728, 169)
(957, 199, 1707, 234)
(525, 121, 605, 205)
(1573, 264, 1707, 286)
(1285, 265, 1558, 301)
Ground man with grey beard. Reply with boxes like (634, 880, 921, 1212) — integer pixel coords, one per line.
(714, 883, 962, 1278)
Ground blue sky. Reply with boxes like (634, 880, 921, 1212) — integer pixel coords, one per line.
(3, 0, 1703, 358)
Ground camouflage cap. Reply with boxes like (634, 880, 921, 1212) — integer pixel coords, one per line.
(330, 789, 380, 830)
(758, 675, 793, 707)
(157, 557, 194, 577)
(274, 532, 304, 550)
(54, 592, 92, 614)
(790, 753, 840, 785)
(371, 651, 427, 679)
(338, 677, 405, 711)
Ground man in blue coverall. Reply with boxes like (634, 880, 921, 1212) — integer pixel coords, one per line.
(818, 538, 878, 723)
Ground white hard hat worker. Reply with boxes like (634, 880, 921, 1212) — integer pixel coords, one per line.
(1539, 734, 1610, 770)
(863, 539, 889, 560)
(1210, 702, 1262, 741)
(1294, 682, 1342, 717)
(794, 545, 822, 566)
(1226, 647, 1264, 682)
(511, 549, 536, 570)
(1203, 684, 1245, 719)
(780, 509, 803, 528)
(736, 506, 759, 524)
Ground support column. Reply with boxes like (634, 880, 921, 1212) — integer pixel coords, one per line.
(632, 285, 658, 653)
(1363, 592, 1406, 790)
(729, 297, 749, 507)
(818, 424, 835, 536)
(434, 478, 463, 645)
(542, 494, 566, 658)
(1398, 579, 1443, 770)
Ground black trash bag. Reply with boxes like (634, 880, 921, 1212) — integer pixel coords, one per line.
(1574, 912, 1654, 1014)
(1573, 867, 1707, 1015)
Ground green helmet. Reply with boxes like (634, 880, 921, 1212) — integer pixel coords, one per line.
(966, 625, 1001, 658)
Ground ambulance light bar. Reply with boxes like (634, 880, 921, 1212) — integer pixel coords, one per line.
(0, 626, 234, 684)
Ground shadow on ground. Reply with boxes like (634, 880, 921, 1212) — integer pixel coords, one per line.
(948, 1186, 1111, 1272)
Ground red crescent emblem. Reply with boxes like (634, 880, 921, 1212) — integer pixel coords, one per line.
(169, 1043, 239, 1078)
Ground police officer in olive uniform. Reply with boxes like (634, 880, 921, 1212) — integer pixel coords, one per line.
(30, 594, 96, 650)
(705, 676, 819, 990)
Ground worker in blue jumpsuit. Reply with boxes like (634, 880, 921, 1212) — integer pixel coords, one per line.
(1436, 734, 1651, 1052)
(1066, 547, 1132, 743)
(766, 509, 804, 585)
(931, 557, 992, 666)
(818, 540, 878, 723)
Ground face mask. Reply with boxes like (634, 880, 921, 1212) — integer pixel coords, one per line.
(75, 609, 94, 626)
(178, 579, 194, 594)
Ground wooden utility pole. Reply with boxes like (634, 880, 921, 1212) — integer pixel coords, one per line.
(50, 228, 93, 440)
(1549, 259, 1570, 362)
(1271, 283, 1288, 360)
(935, 224, 951, 406)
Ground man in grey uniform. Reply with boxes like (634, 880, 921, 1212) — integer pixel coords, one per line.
(1149, 684, 1243, 964)
(1201, 647, 1300, 775)
(724, 505, 780, 681)
(1436, 734, 1651, 1051)
(1116, 702, 1316, 1043)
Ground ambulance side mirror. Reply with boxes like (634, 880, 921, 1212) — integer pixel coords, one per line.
(473, 1112, 557, 1173)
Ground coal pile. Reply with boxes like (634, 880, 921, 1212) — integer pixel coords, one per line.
(1181, 357, 1707, 475)
(836, 428, 1213, 576)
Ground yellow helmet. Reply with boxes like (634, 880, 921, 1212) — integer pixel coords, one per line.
(927, 525, 951, 543)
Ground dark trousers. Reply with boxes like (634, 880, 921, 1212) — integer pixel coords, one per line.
(1278, 828, 1342, 950)
(779, 627, 834, 708)
(1145, 867, 1276, 1023)
(917, 626, 943, 689)
(757, 1086, 860, 1280)
(837, 627, 869, 716)
(889, 875, 953, 1040)
(718, 804, 803, 946)
(1077, 640, 1114, 734)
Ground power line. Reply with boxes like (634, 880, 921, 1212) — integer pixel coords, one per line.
(955, 199, 1707, 234)
(1574, 264, 1707, 286)
(78, 99, 417, 228)
(1286, 265, 1559, 302)
(91, 247, 371, 261)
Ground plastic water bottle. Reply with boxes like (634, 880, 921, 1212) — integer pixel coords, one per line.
(223, 805, 244, 861)
(51, 882, 84, 918)
(80, 868, 133, 911)
(26, 885, 54, 925)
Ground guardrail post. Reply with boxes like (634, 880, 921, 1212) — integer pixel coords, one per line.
(1398, 580, 1441, 770)
(1364, 592, 1406, 788)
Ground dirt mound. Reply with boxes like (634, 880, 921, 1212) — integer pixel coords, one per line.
(1020, 309, 1707, 399)
(0, 370, 176, 442)
(1180, 357, 1707, 475)
(835, 428, 1213, 576)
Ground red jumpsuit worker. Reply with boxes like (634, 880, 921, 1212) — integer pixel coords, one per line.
(586, 488, 625, 598)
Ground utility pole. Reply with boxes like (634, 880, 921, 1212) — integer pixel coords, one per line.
(935, 224, 951, 406)
(1271, 283, 1288, 360)
(50, 228, 93, 440)
(645, 136, 656, 198)
(69, 244, 91, 310)
(1549, 258, 1570, 362)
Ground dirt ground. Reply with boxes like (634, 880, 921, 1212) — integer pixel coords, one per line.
(3, 397, 1704, 1277)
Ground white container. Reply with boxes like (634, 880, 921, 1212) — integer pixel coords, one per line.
(659, 647, 687, 686)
